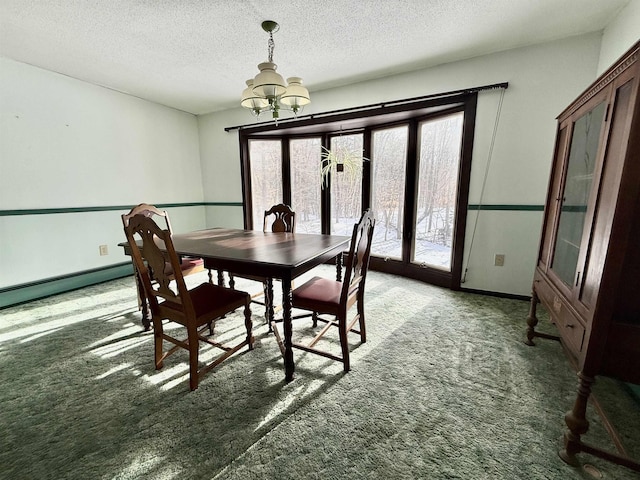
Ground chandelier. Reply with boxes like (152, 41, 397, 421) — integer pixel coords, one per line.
(241, 20, 310, 121)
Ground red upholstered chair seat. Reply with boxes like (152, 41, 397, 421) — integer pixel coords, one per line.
(292, 277, 342, 314)
(161, 282, 247, 319)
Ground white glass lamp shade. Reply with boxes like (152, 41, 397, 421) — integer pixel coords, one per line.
(280, 77, 311, 112)
(252, 62, 287, 99)
(241, 79, 268, 113)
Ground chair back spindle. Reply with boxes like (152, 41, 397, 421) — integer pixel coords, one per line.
(263, 204, 295, 233)
(122, 203, 204, 330)
(341, 210, 375, 307)
(124, 214, 192, 313)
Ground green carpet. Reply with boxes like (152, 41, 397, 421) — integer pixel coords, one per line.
(0, 268, 638, 479)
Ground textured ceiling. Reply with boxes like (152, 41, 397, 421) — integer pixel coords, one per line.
(0, 0, 630, 115)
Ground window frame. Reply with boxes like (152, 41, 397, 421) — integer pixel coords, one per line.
(238, 92, 477, 289)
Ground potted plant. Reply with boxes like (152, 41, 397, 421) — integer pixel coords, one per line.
(320, 145, 369, 188)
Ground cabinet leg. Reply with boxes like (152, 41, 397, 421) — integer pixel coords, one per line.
(559, 371, 594, 466)
(525, 289, 539, 346)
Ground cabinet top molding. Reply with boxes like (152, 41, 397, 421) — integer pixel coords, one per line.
(559, 40, 639, 120)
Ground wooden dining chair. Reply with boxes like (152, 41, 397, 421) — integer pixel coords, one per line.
(122, 204, 204, 330)
(226, 204, 296, 326)
(122, 210, 253, 391)
(278, 209, 375, 372)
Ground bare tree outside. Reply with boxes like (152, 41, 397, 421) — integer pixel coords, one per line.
(249, 139, 282, 229)
(413, 113, 464, 269)
(290, 137, 322, 233)
(371, 125, 408, 259)
(329, 134, 363, 235)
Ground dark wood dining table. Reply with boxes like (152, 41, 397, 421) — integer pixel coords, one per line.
(121, 227, 351, 382)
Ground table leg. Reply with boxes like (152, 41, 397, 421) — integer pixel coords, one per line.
(266, 278, 275, 330)
(282, 276, 295, 381)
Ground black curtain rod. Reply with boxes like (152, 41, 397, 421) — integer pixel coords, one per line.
(224, 82, 508, 132)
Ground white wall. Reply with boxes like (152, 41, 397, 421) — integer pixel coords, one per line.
(0, 58, 206, 288)
(198, 33, 602, 296)
(597, 0, 640, 74)
(4, 20, 631, 297)
(197, 111, 247, 228)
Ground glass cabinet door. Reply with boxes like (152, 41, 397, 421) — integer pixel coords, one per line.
(550, 101, 606, 286)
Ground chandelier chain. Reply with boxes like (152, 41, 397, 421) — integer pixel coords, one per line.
(268, 32, 275, 63)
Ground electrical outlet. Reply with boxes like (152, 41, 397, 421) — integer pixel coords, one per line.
(99, 245, 109, 256)
(494, 254, 505, 267)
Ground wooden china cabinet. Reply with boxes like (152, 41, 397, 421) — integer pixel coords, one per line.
(525, 40, 640, 472)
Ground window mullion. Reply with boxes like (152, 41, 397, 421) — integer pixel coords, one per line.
(362, 129, 372, 211)
(320, 134, 331, 234)
(403, 120, 419, 264)
(282, 137, 292, 206)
